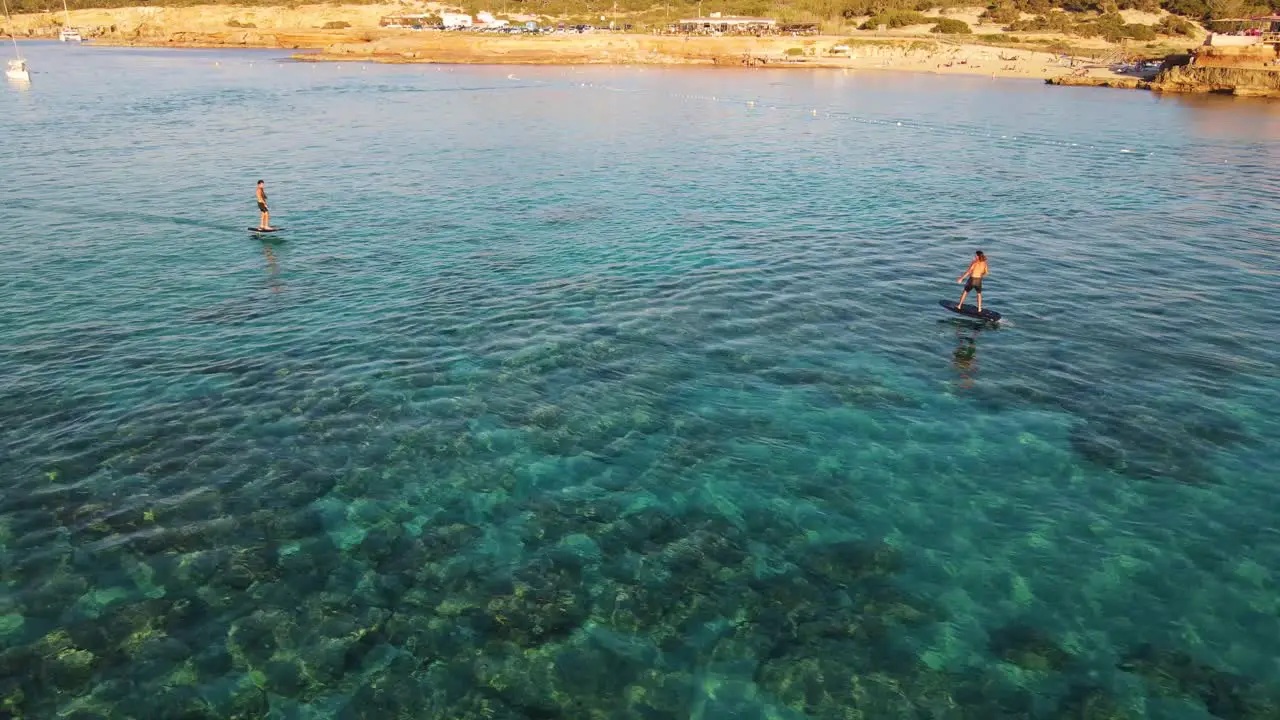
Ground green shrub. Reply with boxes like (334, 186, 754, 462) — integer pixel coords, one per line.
(321, 20, 350, 29)
(1008, 11, 1073, 31)
(1074, 11, 1155, 40)
(860, 9, 929, 28)
(840, 0, 878, 17)
(1159, 0, 1209, 20)
(226, 19, 257, 28)
(1015, 0, 1053, 12)
(1124, 22, 1157, 39)
(981, 5, 1022, 23)
(1100, 24, 1125, 40)
(932, 17, 972, 32)
(786, 46, 805, 54)
(1058, 0, 1101, 11)
(1155, 14, 1196, 35)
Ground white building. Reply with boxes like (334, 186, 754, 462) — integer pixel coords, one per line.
(441, 12, 473, 28)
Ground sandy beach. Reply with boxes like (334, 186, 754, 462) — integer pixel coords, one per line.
(302, 33, 1104, 81)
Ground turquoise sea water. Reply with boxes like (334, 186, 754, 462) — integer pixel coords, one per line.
(3, 42, 1280, 718)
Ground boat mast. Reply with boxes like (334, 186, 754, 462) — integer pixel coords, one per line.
(2, 0, 23, 60)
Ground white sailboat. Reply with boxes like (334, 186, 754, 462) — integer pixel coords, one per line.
(5, 58, 27, 82)
(3, 0, 30, 83)
(58, 0, 81, 42)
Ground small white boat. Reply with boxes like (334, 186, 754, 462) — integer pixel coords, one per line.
(5, 0, 30, 82)
(5, 57, 29, 83)
(58, 0, 82, 42)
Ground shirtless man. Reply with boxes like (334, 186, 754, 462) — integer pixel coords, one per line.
(255, 180, 272, 231)
(956, 250, 988, 312)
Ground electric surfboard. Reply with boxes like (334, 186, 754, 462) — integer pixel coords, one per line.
(939, 300, 1001, 322)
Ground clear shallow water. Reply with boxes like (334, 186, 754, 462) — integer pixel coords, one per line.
(3, 42, 1280, 719)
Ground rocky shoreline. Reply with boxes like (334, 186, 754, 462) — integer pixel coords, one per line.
(1048, 44, 1280, 98)
(1049, 65, 1280, 97)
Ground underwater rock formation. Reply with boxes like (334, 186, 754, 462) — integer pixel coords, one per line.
(1118, 644, 1279, 720)
(989, 622, 1073, 673)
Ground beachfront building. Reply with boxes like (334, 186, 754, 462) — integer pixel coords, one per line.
(441, 12, 474, 29)
(675, 15, 777, 34)
(1205, 15, 1280, 47)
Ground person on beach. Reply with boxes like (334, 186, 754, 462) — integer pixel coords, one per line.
(956, 250, 988, 312)
(255, 180, 273, 230)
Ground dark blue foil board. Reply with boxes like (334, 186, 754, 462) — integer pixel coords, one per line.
(249, 227, 285, 233)
(940, 300, 1001, 322)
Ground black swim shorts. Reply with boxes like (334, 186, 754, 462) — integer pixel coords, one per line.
(258, 202, 268, 212)
(965, 277, 983, 292)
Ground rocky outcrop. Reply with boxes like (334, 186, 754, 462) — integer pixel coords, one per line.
(1046, 75, 1150, 90)
(1048, 63, 1280, 97)
(1149, 64, 1280, 96)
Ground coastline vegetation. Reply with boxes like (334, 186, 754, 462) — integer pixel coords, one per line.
(9, 0, 1279, 24)
(931, 15, 973, 31)
(859, 9, 929, 28)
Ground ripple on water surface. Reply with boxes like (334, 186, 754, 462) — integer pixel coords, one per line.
(2, 48, 1280, 719)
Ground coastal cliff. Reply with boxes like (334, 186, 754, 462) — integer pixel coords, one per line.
(1151, 64, 1280, 96)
